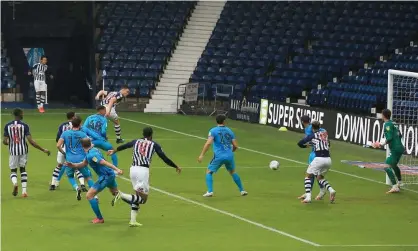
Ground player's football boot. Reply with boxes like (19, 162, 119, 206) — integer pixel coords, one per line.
(39, 107, 45, 113)
(111, 192, 121, 206)
(315, 189, 327, 200)
(203, 192, 214, 197)
(12, 184, 18, 196)
(397, 181, 404, 188)
(240, 191, 248, 196)
(129, 221, 142, 227)
(76, 188, 82, 201)
(301, 194, 312, 203)
(116, 138, 125, 144)
(22, 193, 28, 198)
(386, 185, 400, 194)
(91, 218, 104, 224)
(49, 184, 56, 191)
(298, 193, 306, 200)
(329, 191, 336, 204)
(80, 185, 88, 192)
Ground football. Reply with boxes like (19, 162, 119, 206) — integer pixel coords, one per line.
(269, 160, 279, 170)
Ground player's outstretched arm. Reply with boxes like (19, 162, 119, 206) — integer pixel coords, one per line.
(95, 90, 107, 100)
(297, 135, 313, 148)
(155, 145, 181, 174)
(3, 136, 9, 145)
(108, 140, 136, 155)
(65, 159, 88, 169)
(198, 137, 214, 163)
(232, 139, 238, 152)
(28, 135, 50, 155)
(99, 159, 123, 175)
(56, 138, 66, 155)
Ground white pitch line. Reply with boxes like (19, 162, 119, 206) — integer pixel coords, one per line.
(117, 175, 320, 247)
(119, 117, 418, 194)
(322, 244, 418, 247)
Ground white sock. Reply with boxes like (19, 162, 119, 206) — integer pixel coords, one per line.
(120, 192, 132, 202)
(10, 172, 18, 185)
(131, 208, 139, 222)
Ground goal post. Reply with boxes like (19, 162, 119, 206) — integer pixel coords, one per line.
(386, 69, 418, 185)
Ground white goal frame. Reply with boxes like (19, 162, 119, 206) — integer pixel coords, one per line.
(386, 69, 418, 185)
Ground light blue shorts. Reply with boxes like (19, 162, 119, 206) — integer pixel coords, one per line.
(208, 155, 235, 173)
(92, 174, 117, 192)
(92, 139, 113, 151)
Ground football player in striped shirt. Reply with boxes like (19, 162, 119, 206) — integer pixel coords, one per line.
(28, 56, 53, 113)
(49, 111, 86, 191)
(297, 121, 336, 204)
(95, 85, 130, 144)
(108, 127, 181, 227)
(3, 108, 51, 197)
(298, 115, 325, 200)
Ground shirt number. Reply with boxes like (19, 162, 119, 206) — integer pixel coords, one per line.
(138, 141, 150, 156)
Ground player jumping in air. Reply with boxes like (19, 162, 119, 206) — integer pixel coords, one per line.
(95, 85, 130, 144)
(56, 116, 95, 200)
(297, 121, 336, 204)
(83, 106, 118, 167)
(29, 56, 53, 113)
(109, 127, 181, 227)
(3, 108, 51, 197)
(50, 111, 86, 191)
(298, 115, 326, 200)
(65, 138, 123, 224)
(198, 114, 248, 197)
(372, 109, 405, 193)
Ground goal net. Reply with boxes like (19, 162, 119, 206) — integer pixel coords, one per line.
(387, 69, 418, 185)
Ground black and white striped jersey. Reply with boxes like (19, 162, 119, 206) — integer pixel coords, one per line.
(116, 138, 178, 168)
(32, 63, 48, 82)
(101, 91, 123, 108)
(298, 129, 331, 157)
(56, 121, 72, 142)
(3, 120, 31, 155)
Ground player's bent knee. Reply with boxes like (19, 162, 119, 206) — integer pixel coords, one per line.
(228, 170, 235, 175)
(86, 189, 97, 200)
(206, 169, 213, 174)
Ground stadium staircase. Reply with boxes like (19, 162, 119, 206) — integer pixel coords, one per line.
(144, 1, 226, 113)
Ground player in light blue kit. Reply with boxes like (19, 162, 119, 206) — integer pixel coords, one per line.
(83, 106, 118, 167)
(56, 116, 95, 200)
(198, 114, 247, 197)
(65, 138, 123, 224)
(299, 115, 326, 200)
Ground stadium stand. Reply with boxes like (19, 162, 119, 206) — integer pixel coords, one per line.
(96, 2, 195, 98)
(191, 1, 418, 114)
(1, 35, 16, 92)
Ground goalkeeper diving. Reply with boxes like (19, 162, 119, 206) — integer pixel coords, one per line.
(372, 109, 404, 193)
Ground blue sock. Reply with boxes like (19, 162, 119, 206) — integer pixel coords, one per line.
(67, 176, 78, 190)
(58, 167, 65, 181)
(88, 198, 103, 219)
(232, 173, 244, 192)
(111, 154, 118, 167)
(205, 173, 213, 193)
(87, 179, 94, 188)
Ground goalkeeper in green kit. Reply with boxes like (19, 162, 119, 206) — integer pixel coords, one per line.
(372, 109, 405, 193)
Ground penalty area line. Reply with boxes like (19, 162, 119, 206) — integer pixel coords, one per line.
(117, 175, 320, 247)
(119, 117, 418, 195)
(321, 244, 418, 247)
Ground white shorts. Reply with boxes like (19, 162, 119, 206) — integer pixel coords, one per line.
(106, 106, 118, 120)
(34, 80, 47, 92)
(306, 157, 332, 176)
(130, 166, 150, 194)
(9, 154, 28, 169)
(56, 148, 66, 165)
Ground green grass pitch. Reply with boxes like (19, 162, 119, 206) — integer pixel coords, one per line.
(2, 110, 418, 251)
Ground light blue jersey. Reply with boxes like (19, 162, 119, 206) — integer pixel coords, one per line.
(60, 129, 91, 178)
(86, 147, 117, 192)
(61, 130, 88, 163)
(84, 114, 108, 139)
(207, 126, 236, 173)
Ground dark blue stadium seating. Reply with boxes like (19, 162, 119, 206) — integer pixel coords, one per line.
(1, 42, 16, 91)
(97, 2, 195, 97)
(191, 1, 418, 108)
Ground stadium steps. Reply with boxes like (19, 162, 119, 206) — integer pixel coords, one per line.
(144, 1, 226, 113)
